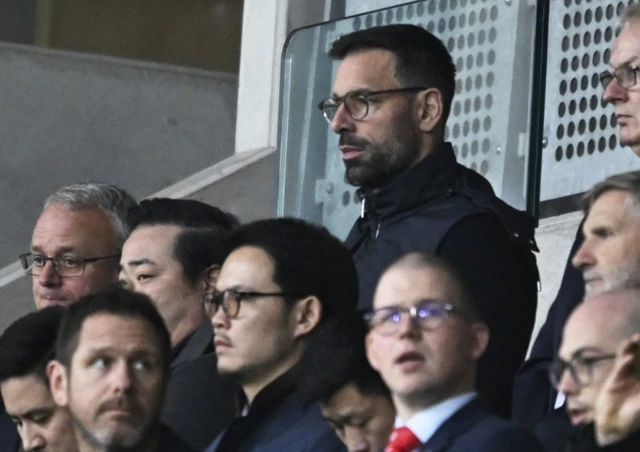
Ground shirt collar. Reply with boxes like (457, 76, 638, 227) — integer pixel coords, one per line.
(394, 392, 477, 445)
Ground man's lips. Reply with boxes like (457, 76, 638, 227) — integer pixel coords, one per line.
(339, 145, 364, 161)
(214, 337, 231, 351)
(567, 407, 589, 426)
(394, 351, 425, 371)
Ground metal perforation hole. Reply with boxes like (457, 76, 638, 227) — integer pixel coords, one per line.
(456, 57, 463, 70)
(489, 28, 497, 43)
(447, 37, 456, 52)
(571, 56, 580, 71)
(465, 76, 473, 91)
(584, 31, 591, 47)
(609, 134, 618, 150)
(472, 118, 480, 133)
(590, 95, 598, 110)
(604, 49, 611, 64)
(467, 54, 474, 69)
(353, 17, 362, 30)
(342, 191, 350, 206)
(462, 142, 469, 158)
(588, 139, 596, 155)
(575, 0, 582, 5)
(485, 94, 493, 109)
(468, 33, 475, 48)
(595, 7, 603, 22)
(598, 137, 607, 152)
(557, 124, 565, 139)
(474, 96, 482, 111)
(454, 101, 461, 116)
(560, 80, 568, 95)
(567, 122, 575, 137)
(469, 10, 477, 25)
(396, 7, 403, 21)
(470, 162, 478, 172)
(606, 4, 614, 20)
(579, 98, 587, 113)
(617, 1, 627, 15)
(600, 97, 608, 109)
(365, 15, 373, 28)
(555, 146, 563, 162)
(438, 18, 446, 33)
(464, 99, 471, 114)
(582, 55, 590, 70)
(605, 27, 613, 42)
(427, 21, 436, 32)
(564, 0, 571, 6)
(577, 142, 585, 157)
(471, 140, 479, 155)
(570, 78, 578, 93)
(486, 72, 495, 88)
(591, 72, 599, 88)
(574, 11, 582, 27)
(407, 4, 414, 19)
(594, 29, 602, 44)
(417, 2, 425, 16)
(490, 5, 498, 20)
(600, 114, 608, 129)
(562, 36, 570, 51)
(573, 33, 580, 49)
(589, 117, 597, 132)
(559, 102, 566, 117)
(458, 35, 466, 50)
(428, 1, 437, 14)
(563, 14, 571, 29)
(483, 116, 491, 132)
(478, 30, 486, 45)
(386, 10, 394, 23)
(460, 13, 467, 28)
(585, 9, 592, 24)
(480, 8, 487, 23)
(569, 100, 577, 114)
(453, 123, 461, 138)
(439, 0, 447, 12)
(449, 16, 457, 30)
(480, 160, 489, 175)
(445, 125, 450, 139)
(482, 138, 490, 154)
(376, 12, 383, 26)
(456, 79, 463, 94)
(578, 119, 586, 134)
(488, 51, 496, 65)
(566, 144, 574, 159)
(452, 144, 458, 156)
(463, 121, 470, 136)
(581, 75, 589, 90)
(561, 58, 569, 74)
(610, 114, 617, 128)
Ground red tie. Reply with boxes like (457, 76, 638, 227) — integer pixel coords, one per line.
(385, 426, 422, 452)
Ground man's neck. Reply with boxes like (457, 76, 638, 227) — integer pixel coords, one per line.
(170, 308, 205, 348)
(242, 350, 303, 404)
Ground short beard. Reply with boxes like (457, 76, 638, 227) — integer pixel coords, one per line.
(343, 105, 421, 189)
(585, 259, 640, 296)
(70, 410, 155, 452)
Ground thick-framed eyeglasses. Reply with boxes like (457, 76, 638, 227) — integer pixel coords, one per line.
(548, 352, 616, 389)
(317, 87, 428, 123)
(363, 299, 467, 336)
(600, 64, 640, 90)
(19, 253, 121, 278)
(204, 288, 304, 318)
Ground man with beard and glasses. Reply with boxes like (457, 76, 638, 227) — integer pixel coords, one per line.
(318, 24, 539, 418)
(513, 3, 640, 429)
(47, 289, 194, 452)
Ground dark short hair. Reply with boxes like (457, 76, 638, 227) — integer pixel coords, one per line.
(126, 198, 239, 234)
(221, 218, 358, 322)
(0, 306, 66, 385)
(174, 228, 228, 284)
(55, 289, 172, 373)
(298, 312, 390, 404)
(385, 252, 481, 321)
(329, 24, 456, 125)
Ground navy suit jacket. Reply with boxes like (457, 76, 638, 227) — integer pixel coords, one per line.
(420, 399, 545, 452)
(205, 394, 345, 452)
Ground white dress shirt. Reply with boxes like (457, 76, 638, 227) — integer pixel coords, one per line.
(393, 392, 477, 450)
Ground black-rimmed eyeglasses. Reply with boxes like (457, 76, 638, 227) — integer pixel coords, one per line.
(19, 253, 121, 278)
(548, 352, 616, 389)
(317, 87, 428, 123)
(600, 64, 640, 90)
(363, 299, 469, 336)
(204, 288, 304, 318)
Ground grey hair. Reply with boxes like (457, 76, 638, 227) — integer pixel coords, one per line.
(44, 183, 137, 249)
(620, 3, 640, 29)
(582, 170, 640, 216)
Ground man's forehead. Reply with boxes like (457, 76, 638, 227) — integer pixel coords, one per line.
(1, 374, 53, 412)
(585, 190, 633, 225)
(75, 314, 159, 352)
(332, 49, 399, 95)
(610, 22, 640, 68)
(374, 266, 450, 308)
(217, 246, 276, 288)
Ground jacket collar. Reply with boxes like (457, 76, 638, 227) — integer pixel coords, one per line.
(422, 398, 487, 452)
(358, 142, 461, 219)
(171, 319, 214, 368)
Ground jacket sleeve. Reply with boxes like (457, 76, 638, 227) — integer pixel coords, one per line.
(437, 214, 538, 419)
(512, 223, 585, 428)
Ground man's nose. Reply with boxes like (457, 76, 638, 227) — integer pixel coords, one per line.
(571, 240, 595, 270)
(344, 426, 369, 452)
(330, 103, 356, 135)
(37, 260, 61, 287)
(110, 361, 133, 392)
(21, 424, 46, 452)
(603, 77, 629, 104)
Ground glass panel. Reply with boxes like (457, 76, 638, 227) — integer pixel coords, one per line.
(278, 0, 539, 239)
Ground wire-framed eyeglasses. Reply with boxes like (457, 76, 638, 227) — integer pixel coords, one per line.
(19, 253, 120, 278)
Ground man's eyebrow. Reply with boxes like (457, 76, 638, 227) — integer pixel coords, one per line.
(323, 409, 370, 424)
(12, 407, 54, 419)
(125, 258, 156, 268)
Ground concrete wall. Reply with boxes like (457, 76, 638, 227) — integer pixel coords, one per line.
(0, 42, 237, 270)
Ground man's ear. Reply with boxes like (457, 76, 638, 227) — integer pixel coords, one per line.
(415, 88, 444, 133)
(292, 296, 322, 339)
(203, 264, 221, 292)
(47, 360, 69, 407)
(469, 322, 490, 361)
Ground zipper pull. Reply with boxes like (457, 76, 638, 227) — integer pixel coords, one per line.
(360, 197, 366, 218)
(375, 221, 381, 239)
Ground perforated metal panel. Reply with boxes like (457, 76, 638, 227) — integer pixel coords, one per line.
(540, 0, 640, 201)
(278, 0, 537, 239)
